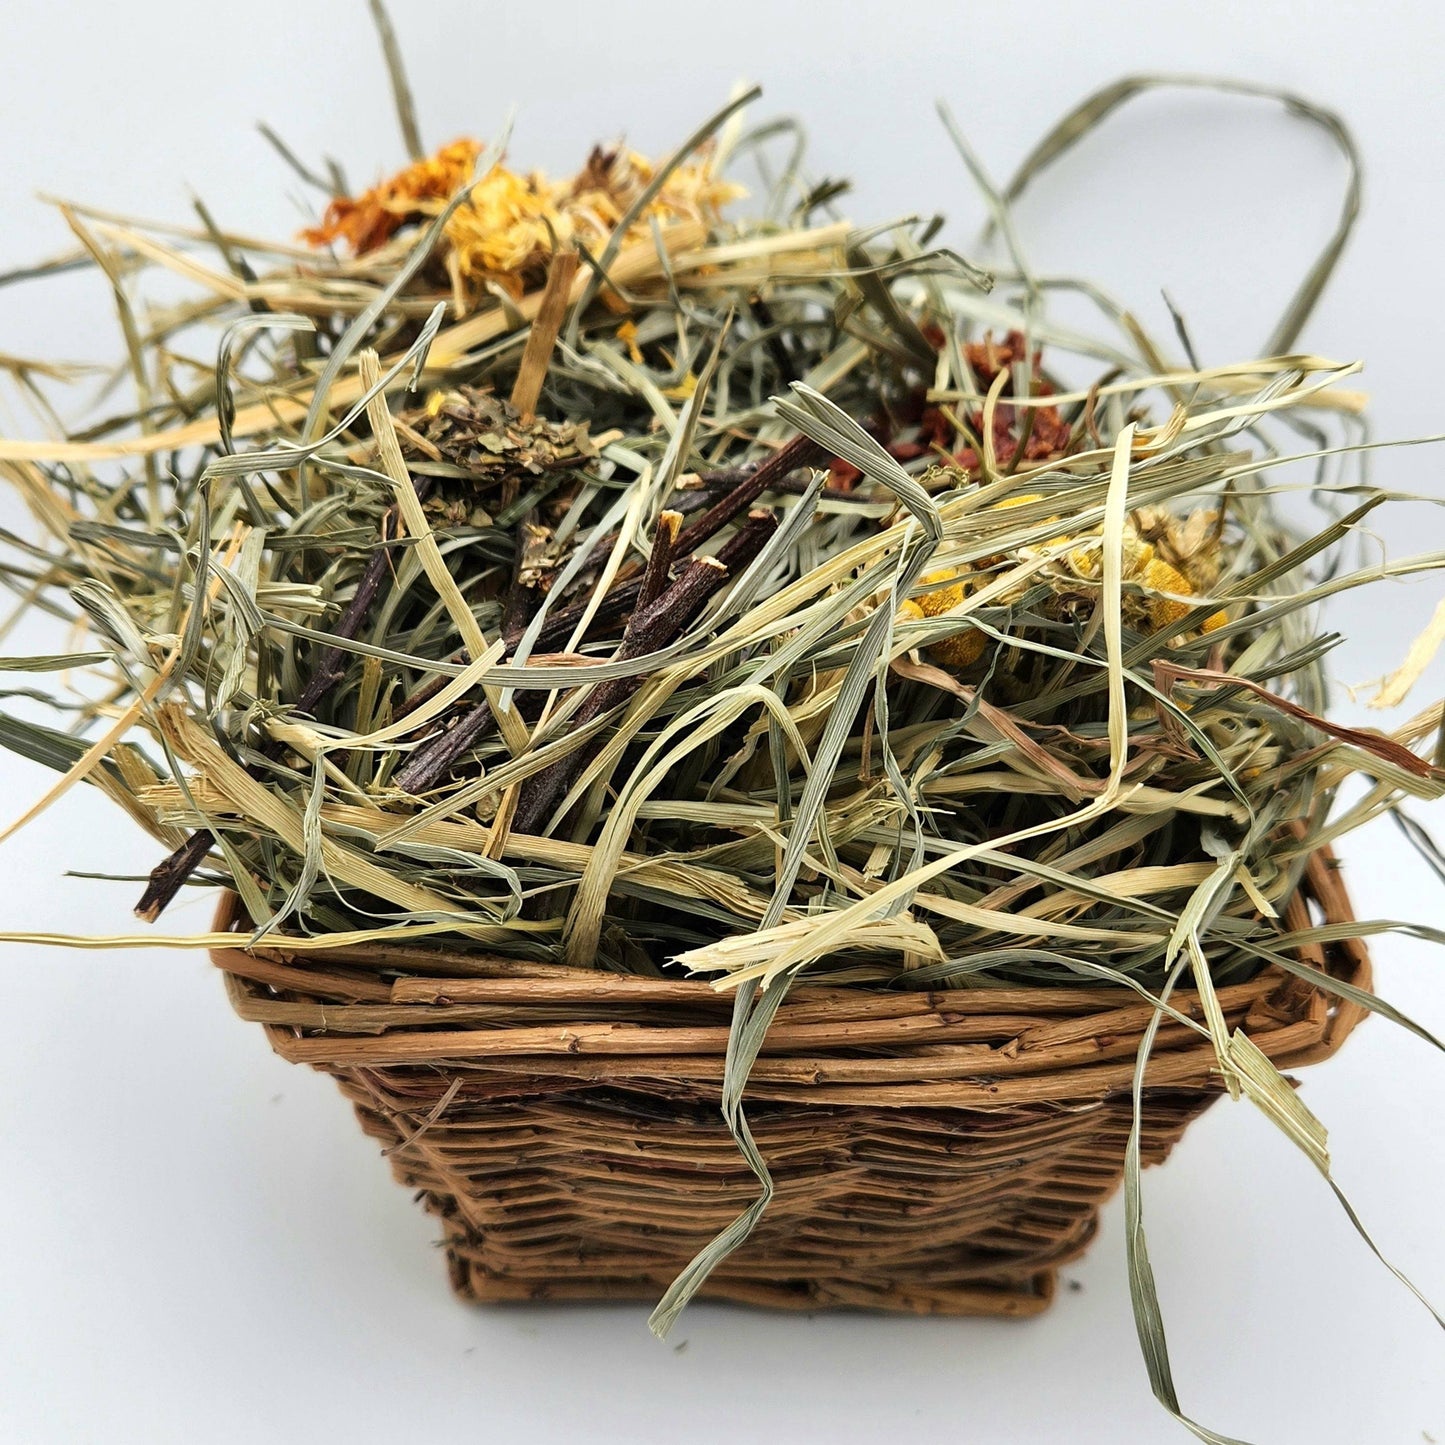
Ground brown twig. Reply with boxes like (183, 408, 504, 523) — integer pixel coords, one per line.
(500, 519, 550, 640)
(748, 293, 800, 384)
(672, 432, 822, 554)
(295, 499, 417, 714)
(676, 463, 755, 499)
(509, 249, 579, 422)
(134, 829, 216, 923)
(636, 509, 682, 611)
(503, 583, 633, 652)
(397, 509, 777, 798)
(135, 480, 432, 921)
(511, 557, 731, 835)
(392, 696, 497, 795)
(564, 434, 817, 582)
(714, 507, 780, 575)
(673, 464, 858, 514)
(395, 509, 547, 796)
(503, 501, 777, 654)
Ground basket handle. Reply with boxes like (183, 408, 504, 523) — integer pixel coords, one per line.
(984, 74, 1362, 357)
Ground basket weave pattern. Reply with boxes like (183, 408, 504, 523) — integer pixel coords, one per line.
(213, 849, 1368, 1317)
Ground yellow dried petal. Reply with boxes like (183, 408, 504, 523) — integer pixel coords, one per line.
(301, 138, 483, 253)
(929, 631, 986, 668)
(444, 150, 740, 302)
(302, 137, 741, 307)
(616, 320, 643, 365)
(1067, 541, 1101, 578)
(897, 599, 925, 622)
(916, 568, 966, 617)
(1144, 557, 1194, 631)
(443, 165, 562, 283)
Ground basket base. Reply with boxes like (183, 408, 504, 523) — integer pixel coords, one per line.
(446, 1243, 1058, 1318)
(346, 1083, 1208, 1325)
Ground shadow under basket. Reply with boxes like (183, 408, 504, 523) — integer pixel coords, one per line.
(211, 847, 1369, 1319)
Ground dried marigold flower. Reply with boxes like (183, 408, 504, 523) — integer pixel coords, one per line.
(929, 631, 987, 668)
(302, 139, 742, 309)
(914, 567, 967, 617)
(1142, 557, 1196, 632)
(301, 138, 483, 254)
(444, 144, 742, 297)
(897, 570, 988, 670)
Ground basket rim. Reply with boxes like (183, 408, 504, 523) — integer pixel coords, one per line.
(209, 845, 1370, 1107)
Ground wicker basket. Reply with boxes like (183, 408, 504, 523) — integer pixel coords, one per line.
(210, 847, 1368, 1318)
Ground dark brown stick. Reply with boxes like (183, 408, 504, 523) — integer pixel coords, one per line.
(400, 515, 545, 732)
(529, 431, 815, 632)
(500, 518, 550, 640)
(393, 697, 496, 795)
(636, 509, 682, 611)
(295, 503, 411, 715)
(398, 510, 780, 798)
(502, 500, 773, 655)
(687, 466, 878, 508)
(713, 507, 780, 575)
(390, 662, 456, 726)
(671, 462, 758, 513)
(511, 557, 730, 836)
(135, 829, 217, 923)
(748, 294, 800, 384)
(566, 434, 818, 581)
(398, 497, 780, 808)
(612, 558, 729, 683)
(523, 512, 771, 670)
(674, 465, 840, 514)
(136, 481, 431, 921)
(396, 511, 551, 796)
(503, 582, 637, 652)
(672, 433, 821, 554)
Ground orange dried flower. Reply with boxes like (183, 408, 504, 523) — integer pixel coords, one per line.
(300, 139, 483, 254)
(301, 137, 742, 309)
(442, 144, 741, 298)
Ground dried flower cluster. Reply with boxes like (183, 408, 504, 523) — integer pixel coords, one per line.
(304, 137, 741, 303)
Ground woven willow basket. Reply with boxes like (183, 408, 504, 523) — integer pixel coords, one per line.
(210, 847, 1368, 1318)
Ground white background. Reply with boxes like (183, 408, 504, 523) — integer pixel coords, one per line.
(2, 2, 1444, 1441)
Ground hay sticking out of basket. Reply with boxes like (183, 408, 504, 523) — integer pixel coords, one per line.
(1, 23, 1444, 1437)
